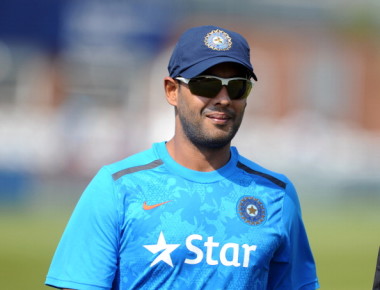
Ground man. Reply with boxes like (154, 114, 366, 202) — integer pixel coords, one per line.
(46, 25, 319, 290)
(374, 247, 380, 290)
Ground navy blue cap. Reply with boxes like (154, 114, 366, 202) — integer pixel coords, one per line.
(168, 25, 257, 81)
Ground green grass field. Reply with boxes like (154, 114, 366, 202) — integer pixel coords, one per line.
(0, 197, 378, 290)
(304, 200, 379, 290)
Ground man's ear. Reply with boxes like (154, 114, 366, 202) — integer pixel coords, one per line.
(164, 77, 179, 106)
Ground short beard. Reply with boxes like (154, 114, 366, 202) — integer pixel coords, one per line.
(178, 110, 241, 149)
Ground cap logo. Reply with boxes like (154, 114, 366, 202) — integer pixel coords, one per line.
(204, 29, 232, 51)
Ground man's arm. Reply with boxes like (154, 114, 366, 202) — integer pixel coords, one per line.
(45, 167, 120, 289)
(267, 181, 319, 289)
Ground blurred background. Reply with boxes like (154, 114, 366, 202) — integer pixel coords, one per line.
(0, 0, 379, 289)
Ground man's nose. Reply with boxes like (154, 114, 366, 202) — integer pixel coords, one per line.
(213, 86, 231, 105)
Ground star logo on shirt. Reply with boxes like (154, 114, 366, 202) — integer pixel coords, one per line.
(143, 232, 180, 267)
(248, 205, 257, 216)
(237, 196, 267, 226)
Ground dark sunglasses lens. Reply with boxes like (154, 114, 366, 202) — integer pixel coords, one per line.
(188, 78, 222, 98)
(227, 80, 252, 100)
(187, 77, 252, 99)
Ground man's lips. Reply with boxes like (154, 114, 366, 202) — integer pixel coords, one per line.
(207, 113, 230, 119)
(205, 112, 233, 123)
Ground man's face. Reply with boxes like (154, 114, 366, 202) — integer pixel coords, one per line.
(176, 62, 248, 149)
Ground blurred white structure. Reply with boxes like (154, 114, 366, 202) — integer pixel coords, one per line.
(0, 1, 379, 200)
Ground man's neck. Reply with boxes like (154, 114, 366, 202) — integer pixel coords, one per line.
(165, 138, 231, 172)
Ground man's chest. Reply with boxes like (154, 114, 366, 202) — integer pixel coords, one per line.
(117, 177, 284, 271)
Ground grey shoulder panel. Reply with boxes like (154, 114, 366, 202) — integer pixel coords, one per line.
(112, 159, 164, 181)
(237, 161, 286, 189)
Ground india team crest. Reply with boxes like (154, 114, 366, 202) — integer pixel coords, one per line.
(237, 196, 266, 226)
(204, 29, 232, 51)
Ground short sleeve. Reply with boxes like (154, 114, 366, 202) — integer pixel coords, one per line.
(267, 181, 320, 290)
(45, 167, 121, 289)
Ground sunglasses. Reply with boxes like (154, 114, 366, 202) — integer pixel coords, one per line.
(175, 75, 253, 100)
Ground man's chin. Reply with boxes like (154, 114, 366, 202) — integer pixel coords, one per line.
(192, 135, 233, 149)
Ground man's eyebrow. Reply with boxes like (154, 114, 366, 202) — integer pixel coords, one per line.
(201, 72, 248, 78)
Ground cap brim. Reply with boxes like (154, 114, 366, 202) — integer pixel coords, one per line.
(179, 56, 257, 81)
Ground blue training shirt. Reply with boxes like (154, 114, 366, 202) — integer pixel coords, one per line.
(46, 141, 319, 290)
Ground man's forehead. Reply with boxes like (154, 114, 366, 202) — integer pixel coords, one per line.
(202, 62, 250, 77)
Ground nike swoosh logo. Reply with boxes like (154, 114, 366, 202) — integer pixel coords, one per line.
(143, 201, 171, 210)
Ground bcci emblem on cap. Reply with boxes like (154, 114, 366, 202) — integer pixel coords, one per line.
(237, 196, 266, 226)
(204, 29, 232, 51)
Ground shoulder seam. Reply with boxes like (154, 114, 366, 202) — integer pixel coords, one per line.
(112, 159, 163, 181)
(237, 161, 286, 189)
